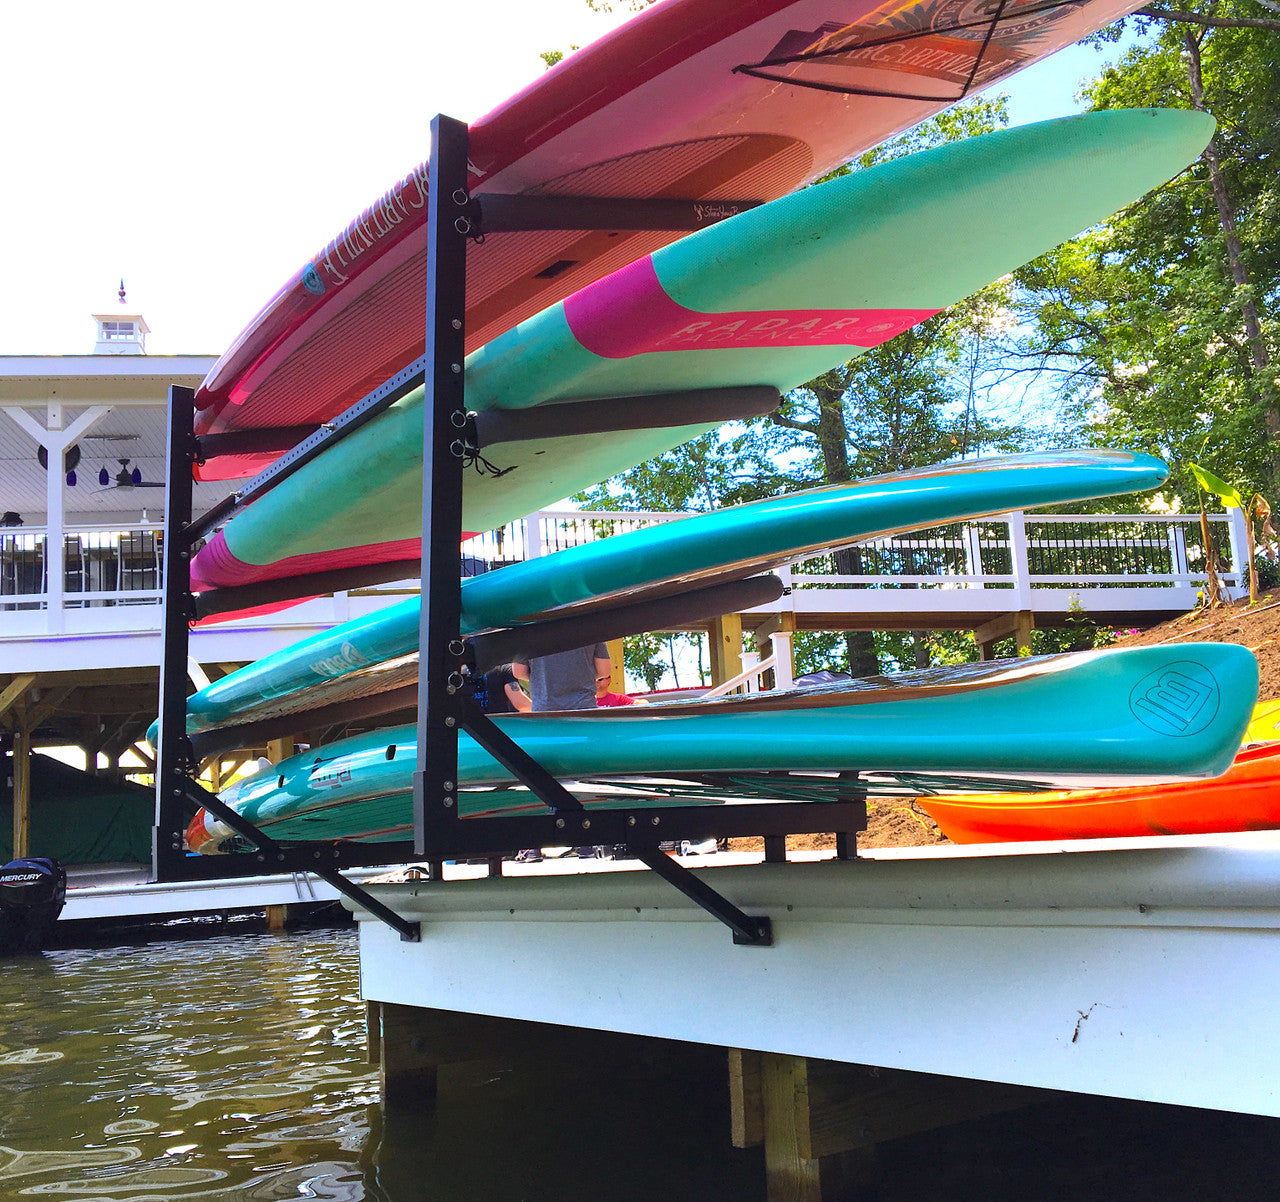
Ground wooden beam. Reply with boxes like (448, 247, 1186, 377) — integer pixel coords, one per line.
(0, 674, 35, 725)
(127, 741, 156, 772)
(23, 686, 75, 733)
(709, 613, 743, 686)
(801, 1060, 1033, 1158)
(973, 611, 1034, 656)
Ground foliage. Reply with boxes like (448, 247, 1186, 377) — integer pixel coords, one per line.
(1188, 459, 1276, 602)
(1010, 5, 1280, 509)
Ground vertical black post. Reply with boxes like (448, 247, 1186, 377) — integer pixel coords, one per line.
(154, 384, 199, 881)
(414, 115, 471, 859)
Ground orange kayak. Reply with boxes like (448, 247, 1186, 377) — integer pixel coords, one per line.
(920, 741, 1280, 844)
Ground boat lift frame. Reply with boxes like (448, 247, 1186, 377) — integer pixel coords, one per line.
(153, 113, 870, 946)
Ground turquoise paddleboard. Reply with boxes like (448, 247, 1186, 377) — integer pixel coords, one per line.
(174, 449, 1168, 738)
(190, 110, 1214, 602)
(185, 642, 1258, 852)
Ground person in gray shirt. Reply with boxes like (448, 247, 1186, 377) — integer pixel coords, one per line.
(511, 643, 613, 862)
(512, 643, 610, 712)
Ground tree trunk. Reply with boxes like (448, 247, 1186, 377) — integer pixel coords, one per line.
(1182, 30, 1279, 487)
(814, 386, 879, 676)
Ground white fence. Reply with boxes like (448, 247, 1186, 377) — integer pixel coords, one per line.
(1, 508, 1252, 634)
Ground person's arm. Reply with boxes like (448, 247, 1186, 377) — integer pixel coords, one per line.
(505, 681, 531, 712)
(511, 661, 529, 682)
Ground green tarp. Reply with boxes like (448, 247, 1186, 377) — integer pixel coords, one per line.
(2, 753, 152, 865)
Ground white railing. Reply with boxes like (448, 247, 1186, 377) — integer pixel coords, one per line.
(460, 508, 690, 566)
(1, 522, 165, 612)
(779, 510, 1249, 601)
(1, 508, 1252, 639)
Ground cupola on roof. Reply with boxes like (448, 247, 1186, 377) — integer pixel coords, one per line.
(92, 279, 149, 355)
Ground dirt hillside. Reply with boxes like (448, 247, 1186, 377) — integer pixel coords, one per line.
(1106, 589, 1280, 700)
(853, 591, 1280, 850)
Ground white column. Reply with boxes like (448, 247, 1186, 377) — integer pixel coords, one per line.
(770, 631, 794, 691)
(1226, 507, 1251, 592)
(1006, 511, 1031, 610)
(2, 404, 110, 633)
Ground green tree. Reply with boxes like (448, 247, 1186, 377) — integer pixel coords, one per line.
(1010, 4, 1279, 505)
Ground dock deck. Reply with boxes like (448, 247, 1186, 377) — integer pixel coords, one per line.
(60, 861, 388, 924)
(351, 833, 1280, 1119)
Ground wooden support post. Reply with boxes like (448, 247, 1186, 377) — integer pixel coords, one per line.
(267, 737, 295, 763)
(709, 613, 743, 687)
(1013, 608, 1034, 656)
(606, 637, 625, 692)
(973, 610, 1035, 661)
(265, 904, 290, 931)
(377, 1002, 441, 1112)
(366, 1000, 383, 1065)
(12, 729, 31, 859)
(730, 1050, 1040, 1201)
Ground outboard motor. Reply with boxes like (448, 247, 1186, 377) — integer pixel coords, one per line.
(0, 857, 67, 954)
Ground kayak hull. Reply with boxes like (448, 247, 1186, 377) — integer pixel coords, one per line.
(921, 742, 1280, 843)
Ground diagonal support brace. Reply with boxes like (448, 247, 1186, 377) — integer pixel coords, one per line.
(460, 708, 584, 812)
(636, 849, 772, 946)
(188, 782, 420, 942)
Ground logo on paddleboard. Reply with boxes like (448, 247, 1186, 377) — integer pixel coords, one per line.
(302, 264, 325, 296)
(309, 641, 371, 680)
(310, 765, 353, 789)
(1128, 661, 1219, 737)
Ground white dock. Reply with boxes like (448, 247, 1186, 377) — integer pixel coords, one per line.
(61, 862, 387, 923)
(351, 833, 1280, 1119)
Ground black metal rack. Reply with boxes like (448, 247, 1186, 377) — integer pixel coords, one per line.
(153, 113, 868, 947)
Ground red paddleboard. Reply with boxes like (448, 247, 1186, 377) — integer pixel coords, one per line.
(193, 0, 1143, 481)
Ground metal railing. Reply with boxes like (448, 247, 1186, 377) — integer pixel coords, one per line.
(1, 508, 1251, 623)
(780, 511, 1247, 600)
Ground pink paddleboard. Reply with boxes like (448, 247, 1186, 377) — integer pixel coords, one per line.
(192, 0, 1142, 481)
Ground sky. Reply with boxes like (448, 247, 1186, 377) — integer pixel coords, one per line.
(0, 1, 1132, 360)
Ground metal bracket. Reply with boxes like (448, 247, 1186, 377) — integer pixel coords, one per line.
(637, 848, 773, 946)
(186, 355, 428, 544)
(466, 193, 760, 237)
(182, 778, 421, 942)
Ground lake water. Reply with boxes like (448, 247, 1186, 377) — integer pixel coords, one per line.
(0, 921, 761, 1201)
(3, 921, 1280, 1201)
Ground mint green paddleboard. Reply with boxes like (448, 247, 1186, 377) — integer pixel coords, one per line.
(185, 642, 1258, 852)
(190, 109, 1214, 603)
(173, 448, 1168, 739)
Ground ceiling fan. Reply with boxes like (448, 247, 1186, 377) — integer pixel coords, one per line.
(98, 458, 164, 489)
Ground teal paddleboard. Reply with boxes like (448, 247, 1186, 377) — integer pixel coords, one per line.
(185, 642, 1257, 852)
(190, 109, 1214, 601)
(173, 449, 1168, 738)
